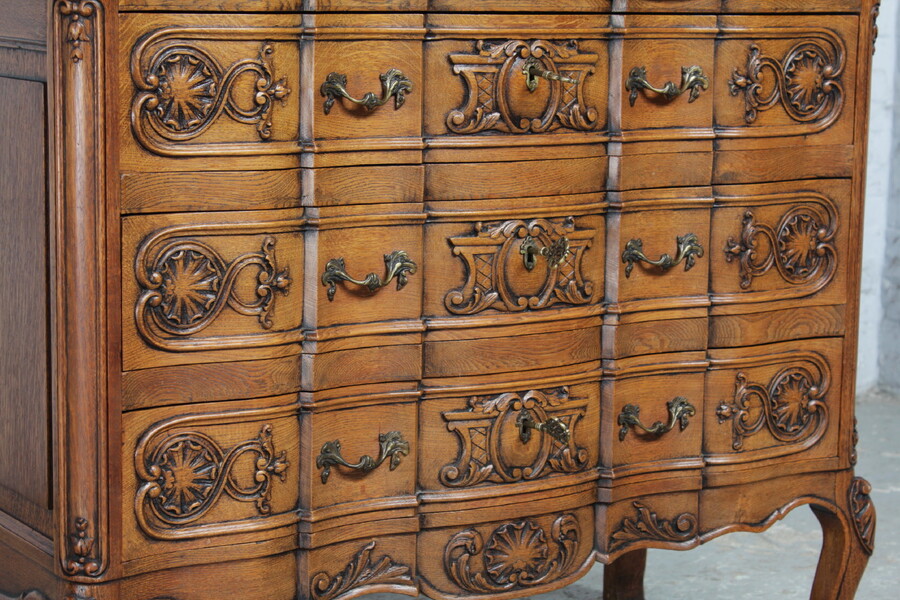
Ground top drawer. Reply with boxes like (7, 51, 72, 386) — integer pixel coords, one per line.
(118, 1, 424, 11)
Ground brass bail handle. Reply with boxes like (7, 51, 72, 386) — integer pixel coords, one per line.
(322, 250, 417, 301)
(618, 397, 696, 441)
(520, 235, 571, 271)
(516, 408, 571, 445)
(320, 68, 413, 114)
(316, 431, 410, 484)
(625, 65, 709, 106)
(522, 57, 579, 92)
(622, 233, 704, 278)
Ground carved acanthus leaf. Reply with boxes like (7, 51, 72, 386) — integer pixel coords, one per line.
(610, 502, 698, 552)
(849, 477, 876, 555)
(311, 541, 413, 600)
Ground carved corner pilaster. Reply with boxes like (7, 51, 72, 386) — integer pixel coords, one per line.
(52, 0, 110, 580)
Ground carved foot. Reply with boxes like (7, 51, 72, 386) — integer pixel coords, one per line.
(603, 549, 646, 600)
(810, 476, 876, 600)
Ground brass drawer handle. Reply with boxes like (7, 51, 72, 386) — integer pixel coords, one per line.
(618, 397, 696, 441)
(320, 68, 413, 114)
(516, 408, 571, 444)
(316, 431, 410, 484)
(626, 65, 709, 106)
(522, 57, 579, 92)
(322, 250, 417, 301)
(622, 233, 704, 278)
(520, 235, 570, 271)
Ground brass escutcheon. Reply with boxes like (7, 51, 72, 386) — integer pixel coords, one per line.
(516, 408, 571, 444)
(520, 235, 571, 271)
(522, 56, 579, 92)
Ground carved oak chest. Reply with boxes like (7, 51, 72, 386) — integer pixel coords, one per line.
(0, 1, 879, 599)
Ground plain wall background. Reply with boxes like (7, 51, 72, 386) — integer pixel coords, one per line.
(859, 0, 899, 394)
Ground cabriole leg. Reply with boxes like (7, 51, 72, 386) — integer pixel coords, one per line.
(603, 548, 647, 600)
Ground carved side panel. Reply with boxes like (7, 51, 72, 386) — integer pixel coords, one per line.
(438, 387, 590, 488)
(130, 403, 299, 542)
(446, 39, 600, 134)
(53, 0, 109, 579)
(444, 217, 597, 315)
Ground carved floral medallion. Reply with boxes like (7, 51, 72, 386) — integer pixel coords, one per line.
(445, 218, 595, 315)
(725, 199, 837, 291)
(445, 514, 579, 593)
(440, 387, 589, 487)
(729, 37, 844, 126)
(446, 39, 600, 134)
(716, 358, 830, 452)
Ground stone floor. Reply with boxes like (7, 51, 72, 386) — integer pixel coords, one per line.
(371, 390, 899, 599)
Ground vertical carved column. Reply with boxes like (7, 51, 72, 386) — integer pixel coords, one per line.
(52, 0, 108, 579)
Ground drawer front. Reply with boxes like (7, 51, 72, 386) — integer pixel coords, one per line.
(607, 194, 711, 311)
(303, 13, 424, 148)
(618, 15, 716, 136)
(603, 360, 705, 474)
(304, 402, 417, 513)
(120, 1, 303, 9)
(715, 15, 859, 145)
(711, 179, 849, 307)
(424, 14, 609, 142)
(705, 338, 842, 470)
(419, 379, 600, 496)
(426, 212, 605, 323)
(418, 505, 595, 600)
(123, 396, 300, 563)
(119, 13, 302, 172)
(122, 209, 304, 370)
(309, 217, 423, 332)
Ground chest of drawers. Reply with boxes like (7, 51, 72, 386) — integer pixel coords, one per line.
(0, 1, 879, 599)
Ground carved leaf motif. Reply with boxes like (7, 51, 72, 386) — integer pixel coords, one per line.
(849, 477, 876, 555)
(311, 541, 413, 600)
(609, 502, 698, 552)
(62, 517, 102, 576)
(444, 514, 579, 593)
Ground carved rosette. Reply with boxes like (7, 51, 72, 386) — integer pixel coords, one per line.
(445, 514, 580, 593)
(849, 477, 876, 555)
(716, 356, 830, 452)
(132, 41, 290, 150)
(728, 35, 844, 127)
(447, 39, 600, 134)
(445, 218, 595, 315)
(724, 198, 838, 291)
(440, 388, 589, 487)
(610, 502, 698, 552)
(311, 541, 414, 600)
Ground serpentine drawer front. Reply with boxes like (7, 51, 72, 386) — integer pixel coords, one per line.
(0, 1, 878, 599)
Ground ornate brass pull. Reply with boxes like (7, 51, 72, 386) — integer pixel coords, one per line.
(322, 250, 417, 301)
(516, 408, 571, 444)
(625, 65, 709, 106)
(519, 235, 571, 271)
(316, 431, 410, 484)
(618, 397, 696, 441)
(622, 233, 704, 278)
(522, 57, 579, 92)
(320, 68, 412, 114)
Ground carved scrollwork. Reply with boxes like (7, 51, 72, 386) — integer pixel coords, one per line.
(445, 217, 595, 315)
(133, 219, 303, 352)
(728, 36, 844, 127)
(311, 541, 414, 600)
(136, 424, 288, 529)
(849, 476, 876, 555)
(444, 514, 580, 593)
(134, 406, 296, 540)
(132, 41, 290, 148)
(716, 355, 830, 452)
(724, 198, 838, 291)
(609, 502, 698, 552)
(447, 39, 600, 134)
(440, 388, 589, 488)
